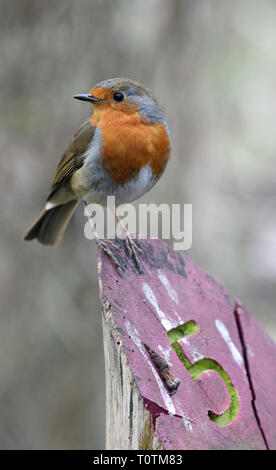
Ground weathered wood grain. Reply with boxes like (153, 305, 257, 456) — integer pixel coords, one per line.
(98, 238, 275, 450)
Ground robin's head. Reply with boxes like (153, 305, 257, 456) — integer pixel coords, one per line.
(74, 77, 165, 123)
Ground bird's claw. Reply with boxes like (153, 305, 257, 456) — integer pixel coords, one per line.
(123, 235, 144, 274)
(97, 236, 143, 275)
(96, 238, 124, 272)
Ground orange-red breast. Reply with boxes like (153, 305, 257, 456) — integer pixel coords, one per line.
(24, 78, 171, 269)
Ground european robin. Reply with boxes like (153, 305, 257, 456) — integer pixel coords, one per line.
(24, 78, 171, 272)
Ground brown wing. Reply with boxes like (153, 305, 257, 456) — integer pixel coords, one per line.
(47, 119, 96, 200)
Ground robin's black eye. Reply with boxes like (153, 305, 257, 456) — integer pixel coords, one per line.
(113, 92, 124, 102)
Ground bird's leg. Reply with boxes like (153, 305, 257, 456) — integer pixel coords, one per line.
(112, 209, 144, 274)
(83, 201, 123, 271)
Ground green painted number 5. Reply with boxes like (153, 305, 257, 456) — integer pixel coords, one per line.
(167, 321, 239, 426)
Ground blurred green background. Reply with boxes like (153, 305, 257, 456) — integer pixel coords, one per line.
(0, 0, 275, 449)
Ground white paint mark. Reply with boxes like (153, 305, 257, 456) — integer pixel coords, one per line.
(191, 348, 204, 362)
(143, 283, 172, 330)
(183, 416, 193, 432)
(125, 320, 176, 415)
(248, 345, 255, 358)
(158, 345, 172, 365)
(174, 311, 183, 324)
(158, 270, 179, 305)
(215, 319, 244, 368)
(180, 338, 204, 362)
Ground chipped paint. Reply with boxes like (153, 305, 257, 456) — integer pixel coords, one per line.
(143, 282, 173, 330)
(215, 319, 244, 369)
(248, 345, 255, 358)
(183, 416, 193, 432)
(158, 270, 179, 305)
(174, 311, 183, 324)
(180, 337, 204, 362)
(125, 319, 176, 415)
(158, 345, 172, 365)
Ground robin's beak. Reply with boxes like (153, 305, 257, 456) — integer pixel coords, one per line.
(73, 94, 104, 104)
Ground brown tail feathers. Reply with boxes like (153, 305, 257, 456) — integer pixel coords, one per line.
(24, 200, 79, 245)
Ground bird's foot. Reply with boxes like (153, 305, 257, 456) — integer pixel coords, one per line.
(97, 235, 143, 275)
(123, 235, 144, 274)
(96, 238, 123, 272)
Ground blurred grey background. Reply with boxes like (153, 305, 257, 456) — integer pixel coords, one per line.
(0, 0, 275, 449)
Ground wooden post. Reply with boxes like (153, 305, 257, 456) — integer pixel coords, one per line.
(98, 238, 276, 450)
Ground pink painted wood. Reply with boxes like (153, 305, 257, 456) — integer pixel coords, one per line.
(234, 300, 276, 450)
(98, 238, 275, 450)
